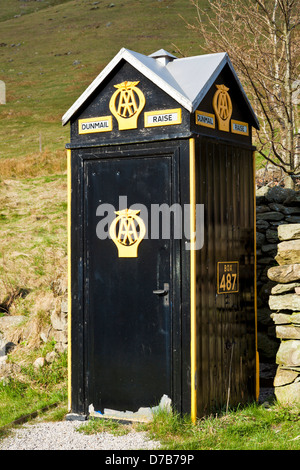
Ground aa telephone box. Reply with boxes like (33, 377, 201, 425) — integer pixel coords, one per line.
(63, 48, 260, 421)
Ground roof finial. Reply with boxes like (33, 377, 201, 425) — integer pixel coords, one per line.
(149, 49, 177, 66)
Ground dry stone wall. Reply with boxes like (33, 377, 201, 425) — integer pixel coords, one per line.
(256, 186, 300, 366)
(267, 223, 300, 404)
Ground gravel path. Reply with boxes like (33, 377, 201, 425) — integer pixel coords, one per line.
(0, 419, 161, 451)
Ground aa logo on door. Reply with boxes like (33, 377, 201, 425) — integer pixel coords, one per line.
(109, 81, 146, 131)
(109, 208, 146, 257)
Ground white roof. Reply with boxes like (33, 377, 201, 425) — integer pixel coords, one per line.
(62, 47, 259, 128)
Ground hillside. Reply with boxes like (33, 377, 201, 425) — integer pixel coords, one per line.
(0, 0, 205, 387)
(0, 0, 201, 167)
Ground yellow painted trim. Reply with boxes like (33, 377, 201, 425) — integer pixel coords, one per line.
(189, 138, 197, 423)
(78, 116, 113, 134)
(231, 119, 249, 136)
(144, 108, 182, 127)
(67, 148, 72, 411)
(253, 151, 260, 401)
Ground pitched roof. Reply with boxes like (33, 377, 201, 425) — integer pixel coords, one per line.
(62, 47, 259, 128)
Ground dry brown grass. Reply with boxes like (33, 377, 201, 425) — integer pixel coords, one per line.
(0, 175, 67, 341)
(0, 150, 67, 179)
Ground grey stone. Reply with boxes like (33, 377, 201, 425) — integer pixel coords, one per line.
(274, 367, 299, 387)
(256, 220, 270, 230)
(276, 340, 300, 367)
(291, 313, 300, 324)
(285, 215, 300, 224)
(5, 341, 16, 354)
(266, 228, 279, 243)
(256, 232, 266, 247)
(256, 211, 285, 221)
(269, 205, 300, 217)
(278, 224, 300, 241)
(280, 365, 300, 372)
(0, 337, 5, 357)
(0, 355, 8, 364)
(269, 293, 300, 311)
(33, 357, 45, 369)
(284, 192, 300, 207)
(275, 239, 300, 265)
(0, 315, 25, 330)
(270, 220, 286, 226)
(275, 381, 300, 405)
(267, 264, 300, 283)
(40, 332, 48, 343)
(282, 206, 300, 215)
(256, 205, 270, 213)
(256, 186, 269, 204)
(268, 202, 286, 213)
(50, 310, 67, 331)
(61, 299, 68, 313)
(45, 351, 56, 363)
(271, 282, 300, 294)
(265, 186, 295, 204)
(262, 244, 277, 253)
(271, 313, 292, 324)
(276, 324, 300, 339)
(65, 413, 87, 421)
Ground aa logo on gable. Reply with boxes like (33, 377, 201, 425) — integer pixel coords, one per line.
(213, 84, 233, 132)
(109, 81, 146, 130)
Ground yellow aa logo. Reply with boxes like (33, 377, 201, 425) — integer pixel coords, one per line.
(212, 84, 233, 132)
(109, 208, 146, 258)
(109, 81, 146, 130)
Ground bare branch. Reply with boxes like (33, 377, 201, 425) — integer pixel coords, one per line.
(186, 0, 299, 182)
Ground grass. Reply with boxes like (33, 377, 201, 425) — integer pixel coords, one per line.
(72, 402, 300, 450)
(0, 0, 202, 164)
(0, 173, 67, 316)
(146, 405, 300, 450)
(0, 171, 68, 414)
(0, 348, 68, 431)
(0, 0, 72, 23)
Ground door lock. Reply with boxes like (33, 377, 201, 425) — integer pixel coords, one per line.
(153, 283, 169, 306)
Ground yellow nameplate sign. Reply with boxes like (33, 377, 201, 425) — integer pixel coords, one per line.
(217, 261, 239, 294)
(78, 116, 113, 134)
(231, 120, 249, 136)
(195, 111, 215, 129)
(144, 109, 182, 127)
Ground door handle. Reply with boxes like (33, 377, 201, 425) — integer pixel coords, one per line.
(153, 289, 168, 295)
(153, 283, 169, 306)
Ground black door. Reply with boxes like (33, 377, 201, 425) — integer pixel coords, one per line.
(83, 154, 174, 414)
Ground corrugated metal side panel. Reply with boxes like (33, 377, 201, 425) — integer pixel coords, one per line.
(195, 138, 255, 417)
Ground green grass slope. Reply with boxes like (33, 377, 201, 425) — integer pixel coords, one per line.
(0, 0, 204, 382)
(0, 0, 202, 164)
